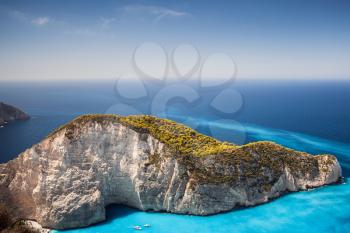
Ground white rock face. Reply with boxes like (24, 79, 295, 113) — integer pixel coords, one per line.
(0, 116, 342, 229)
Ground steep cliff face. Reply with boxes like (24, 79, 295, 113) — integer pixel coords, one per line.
(0, 102, 29, 125)
(0, 115, 342, 229)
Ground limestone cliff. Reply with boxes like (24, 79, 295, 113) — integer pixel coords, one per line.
(0, 115, 342, 229)
(0, 102, 29, 125)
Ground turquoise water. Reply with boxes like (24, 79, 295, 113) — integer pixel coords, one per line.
(55, 120, 350, 233)
(55, 182, 350, 233)
(1, 81, 349, 232)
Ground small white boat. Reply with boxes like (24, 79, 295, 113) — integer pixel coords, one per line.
(133, 225, 142, 230)
(143, 224, 151, 227)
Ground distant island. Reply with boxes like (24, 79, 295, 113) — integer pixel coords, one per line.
(0, 102, 30, 125)
(0, 114, 342, 231)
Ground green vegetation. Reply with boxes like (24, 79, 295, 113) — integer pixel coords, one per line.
(49, 114, 237, 156)
(118, 115, 237, 156)
(48, 114, 325, 186)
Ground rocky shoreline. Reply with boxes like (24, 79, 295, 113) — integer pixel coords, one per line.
(0, 114, 342, 230)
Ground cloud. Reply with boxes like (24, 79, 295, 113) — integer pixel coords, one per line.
(31, 17, 49, 26)
(10, 10, 28, 21)
(100, 17, 116, 29)
(120, 4, 189, 22)
(7, 9, 50, 27)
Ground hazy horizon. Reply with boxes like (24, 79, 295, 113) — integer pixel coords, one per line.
(1, 0, 350, 82)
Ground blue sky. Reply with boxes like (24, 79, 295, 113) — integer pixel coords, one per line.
(0, 0, 350, 81)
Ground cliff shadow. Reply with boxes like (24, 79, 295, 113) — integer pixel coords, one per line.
(56, 205, 139, 232)
(104, 204, 139, 221)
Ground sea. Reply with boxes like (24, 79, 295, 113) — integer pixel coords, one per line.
(0, 79, 349, 233)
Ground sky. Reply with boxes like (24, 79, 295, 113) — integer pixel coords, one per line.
(0, 0, 350, 81)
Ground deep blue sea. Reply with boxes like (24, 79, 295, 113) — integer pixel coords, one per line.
(0, 80, 350, 233)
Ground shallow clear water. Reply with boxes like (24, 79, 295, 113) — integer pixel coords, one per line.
(54, 181, 350, 233)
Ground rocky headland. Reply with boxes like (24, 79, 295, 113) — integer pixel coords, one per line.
(0, 102, 30, 125)
(0, 114, 342, 230)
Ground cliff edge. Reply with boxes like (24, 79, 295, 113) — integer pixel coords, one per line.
(0, 115, 342, 229)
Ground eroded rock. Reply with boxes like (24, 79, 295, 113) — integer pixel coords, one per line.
(0, 115, 342, 229)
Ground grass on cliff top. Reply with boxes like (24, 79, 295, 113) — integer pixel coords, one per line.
(119, 115, 237, 156)
(48, 114, 325, 159)
(49, 114, 237, 156)
(47, 114, 328, 184)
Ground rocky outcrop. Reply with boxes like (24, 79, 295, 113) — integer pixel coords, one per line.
(1, 220, 50, 233)
(0, 115, 342, 229)
(0, 102, 29, 125)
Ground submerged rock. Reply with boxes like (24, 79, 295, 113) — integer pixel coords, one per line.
(0, 115, 342, 229)
(0, 102, 30, 125)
